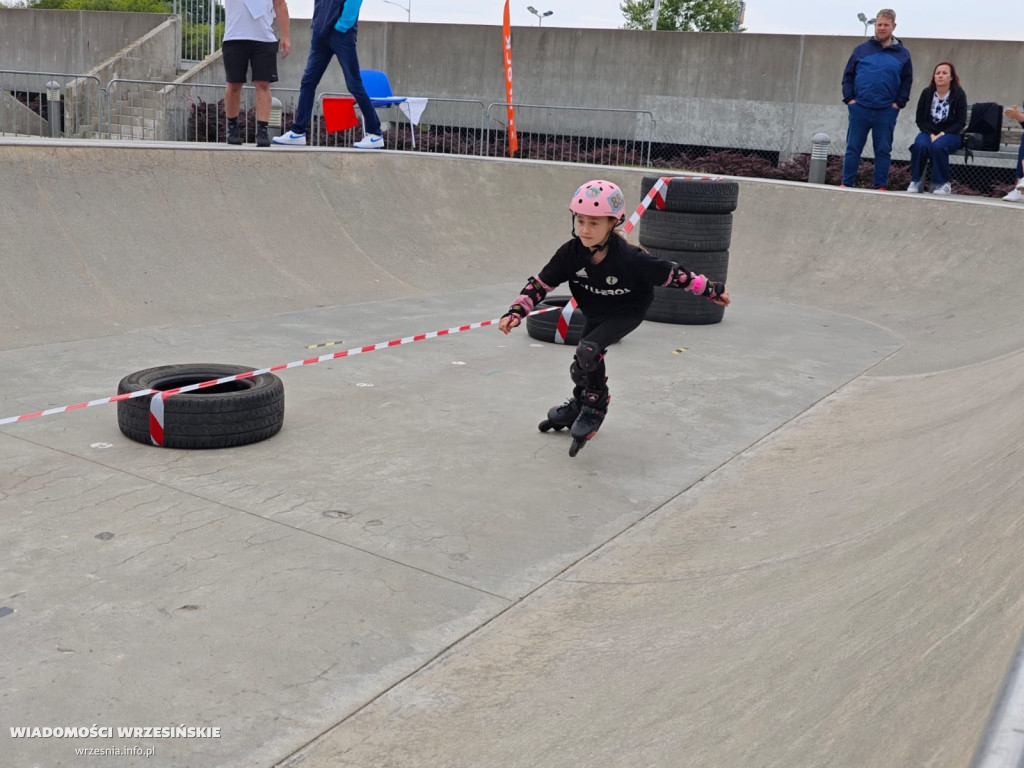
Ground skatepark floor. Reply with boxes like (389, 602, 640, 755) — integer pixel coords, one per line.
(2, 139, 1023, 768)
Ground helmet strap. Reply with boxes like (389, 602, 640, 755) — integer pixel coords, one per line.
(572, 213, 617, 255)
(588, 234, 611, 255)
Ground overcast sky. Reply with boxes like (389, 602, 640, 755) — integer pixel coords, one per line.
(283, 0, 1024, 41)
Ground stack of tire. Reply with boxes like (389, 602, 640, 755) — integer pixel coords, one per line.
(638, 175, 739, 325)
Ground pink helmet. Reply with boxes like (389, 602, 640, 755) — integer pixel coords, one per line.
(569, 180, 626, 219)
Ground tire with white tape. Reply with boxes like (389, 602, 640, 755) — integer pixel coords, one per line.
(116, 364, 284, 449)
(525, 296, 586, 345)
(639, 175, 739, 214)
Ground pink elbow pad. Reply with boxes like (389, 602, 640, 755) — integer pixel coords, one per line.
(688, 274, 708, 295)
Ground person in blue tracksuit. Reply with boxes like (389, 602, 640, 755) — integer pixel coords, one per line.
(841, 8, 913, 189)
(272, 0, 383, 149)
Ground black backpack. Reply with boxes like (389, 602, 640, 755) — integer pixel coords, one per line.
(962, 102, 1003, 152)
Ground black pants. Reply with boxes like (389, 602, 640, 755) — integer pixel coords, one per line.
(576, 312, 645, 390)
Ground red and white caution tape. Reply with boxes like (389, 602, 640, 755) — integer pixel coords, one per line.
(622, 174, 723, 235)
(548, 175, 724, 344)
(2, 177, 727, 430)
(0, 307, 562, 429)
(555, 298, 578, 344)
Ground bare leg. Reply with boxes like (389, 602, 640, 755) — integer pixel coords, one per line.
(253, 82, 271, 122)
(224, 83, 243, 119)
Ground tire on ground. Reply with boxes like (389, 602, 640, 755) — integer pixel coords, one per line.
(640, 175, 740, 214)
(644, 249, 730, 325)
(525, 296, 586, 345)
(117, 363, 285, 449)
(638, 209, 733, 251)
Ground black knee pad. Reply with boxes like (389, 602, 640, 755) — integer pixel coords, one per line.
(573, 340, 604, 372)
(570, 360, 588, 387)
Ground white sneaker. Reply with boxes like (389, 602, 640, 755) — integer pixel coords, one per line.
(353, 133, 384, 150)
(271, 130, 307, 146)
(1003, 186, 1024, 202)
(931, 182, 951, 195)
(906, 181, 920, 193)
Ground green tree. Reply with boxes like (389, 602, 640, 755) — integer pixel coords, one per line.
(24, 0, 171, 11)
(621, 0, 745, 32)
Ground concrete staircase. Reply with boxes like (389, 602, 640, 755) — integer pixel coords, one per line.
(105, 67, 181, 140)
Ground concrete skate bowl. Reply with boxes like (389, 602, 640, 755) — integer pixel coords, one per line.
(2, 140, 1024, 768)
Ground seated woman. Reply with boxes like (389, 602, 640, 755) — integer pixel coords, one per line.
(907, 61, 968, 195)
(1002, 104, 1024, 202)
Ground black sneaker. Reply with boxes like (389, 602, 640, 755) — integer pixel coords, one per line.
(256, 125, 270, 147)
(226, 121, 242, 145)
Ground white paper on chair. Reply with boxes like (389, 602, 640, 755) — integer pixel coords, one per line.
(398, 98, 429, 126)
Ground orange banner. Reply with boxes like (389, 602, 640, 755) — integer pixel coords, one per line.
(502, 0, 518, 155)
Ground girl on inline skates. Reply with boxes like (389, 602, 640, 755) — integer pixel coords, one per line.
(497, 179, 731, 456)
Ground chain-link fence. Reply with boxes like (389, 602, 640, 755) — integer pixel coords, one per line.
(816, 134, 1023, 197)
(5, 68, 1023, 199)
(485, 103, 655, 166)
(310, 94, 489, 153)
(638, 132, 1021, 200)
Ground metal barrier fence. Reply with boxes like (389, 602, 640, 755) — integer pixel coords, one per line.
(172, 0, 225, 64)
(0, 70, 104, 139)
(312, 94, 489, 153)
(106, 78, 302, 142)
(810, 135, 1022, 198)
(487, 103, 655, 166)
(4, 69, 1022, 198)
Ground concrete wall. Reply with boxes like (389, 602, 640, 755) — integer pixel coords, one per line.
(0, 9, 171, 74)
(267, 23, 1024, 155)
(89, 16, 180, 87)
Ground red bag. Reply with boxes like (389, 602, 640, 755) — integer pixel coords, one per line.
(322, 97, 358, 133)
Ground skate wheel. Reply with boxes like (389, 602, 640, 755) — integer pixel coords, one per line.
(539, 420, 553, 432)
(569, 437, 586, 457)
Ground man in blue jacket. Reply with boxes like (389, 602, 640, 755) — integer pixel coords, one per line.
(840, 8, 913, 189)
(272, 0, 382, 148)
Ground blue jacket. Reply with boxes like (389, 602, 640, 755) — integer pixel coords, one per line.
(310, 0, 362, 37)
(842, 36, 913, 109)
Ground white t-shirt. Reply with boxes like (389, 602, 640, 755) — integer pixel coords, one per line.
(224, 0, 277, 43)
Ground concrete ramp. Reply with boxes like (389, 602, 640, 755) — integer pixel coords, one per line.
(0, 142, 574, 350)
(1, 140, 1023, 768)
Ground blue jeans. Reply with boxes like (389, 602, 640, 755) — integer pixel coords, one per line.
(842, 102, 900, 188)
(909, 132, 964, 186)
(290, 25, 381, 136)
(1017, 135, 1024, 181)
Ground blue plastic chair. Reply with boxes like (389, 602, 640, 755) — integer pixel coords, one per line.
(359, 69, 414, 147)
(360, 69, 407, 110)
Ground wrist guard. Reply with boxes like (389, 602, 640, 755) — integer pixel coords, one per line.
(506, 276, 551, 317)
(670, 263, 724, 300)
(504, 304, 528, 320)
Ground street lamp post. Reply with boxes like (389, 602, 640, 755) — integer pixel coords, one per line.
(382, 0, 410, 21)
(732, 1, 746, 32)
(856, 12, 875, 35)
(526, 5, 553, 26)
